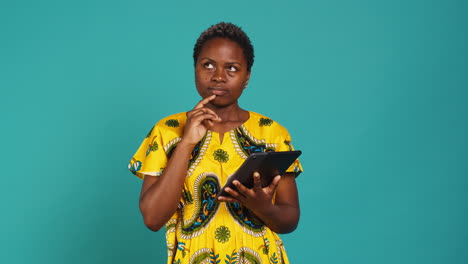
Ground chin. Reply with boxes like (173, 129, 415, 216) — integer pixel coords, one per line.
(211, 98, 236, 108)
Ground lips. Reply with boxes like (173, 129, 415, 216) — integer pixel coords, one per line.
(209, 87, 228, 96)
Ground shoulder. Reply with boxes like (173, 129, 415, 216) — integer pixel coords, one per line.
(245, 111, 298, 152)
(155, 112, 187, 128)
(247, 111, 289, 135)
(147, 112, 187, 138)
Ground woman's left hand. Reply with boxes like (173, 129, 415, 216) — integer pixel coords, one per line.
(217, 172, 281, 213)
(218, 171, 299, 234)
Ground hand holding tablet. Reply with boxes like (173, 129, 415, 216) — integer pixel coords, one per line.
(216, 151, 301, 199)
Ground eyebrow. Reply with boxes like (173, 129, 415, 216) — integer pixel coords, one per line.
(199, 57, 243, 65)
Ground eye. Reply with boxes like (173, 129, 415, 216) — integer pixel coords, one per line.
(227, 66, 238, 72)
(203, 63, 214, 69)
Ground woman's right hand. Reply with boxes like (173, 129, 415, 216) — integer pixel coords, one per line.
(182, 95, 221, 146)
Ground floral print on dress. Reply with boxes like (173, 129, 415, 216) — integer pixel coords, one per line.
(146, 126, 155, 138)
(165, 119, 180, 127)
(215, 226, 231, 243)
(258, 238, 270, 255)
(231, 126, 275, 158)
(213, 149, 229, 163)
(181, 173, 220, 239)
(128, 111, 302, 264)
(128, 158, 142, 173)
(146, 136, 159, 156)
(225, 250, 238, 264)
(177, 242, 188, 257)
(259, 117, 273, 126)
(284, 140, 293, 151)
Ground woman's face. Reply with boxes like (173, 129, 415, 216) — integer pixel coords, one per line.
(195, 37, 250, 108)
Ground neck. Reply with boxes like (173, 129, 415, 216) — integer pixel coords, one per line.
(207, 102, 246, 122)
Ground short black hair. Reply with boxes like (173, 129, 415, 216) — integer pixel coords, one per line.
(193, 22, 254, 72)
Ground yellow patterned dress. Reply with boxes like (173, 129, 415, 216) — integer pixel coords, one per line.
(128, 111, 303, 264)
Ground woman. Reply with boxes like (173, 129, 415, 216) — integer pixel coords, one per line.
(128, 22, 303, 264)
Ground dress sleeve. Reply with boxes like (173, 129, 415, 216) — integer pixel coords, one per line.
(128, 124, 168, 179)
(275, 128, 304, 177)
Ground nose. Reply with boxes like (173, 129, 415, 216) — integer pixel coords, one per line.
(211, 67, 226, 83)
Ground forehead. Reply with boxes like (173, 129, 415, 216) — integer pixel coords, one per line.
(198, 37, 245, 63)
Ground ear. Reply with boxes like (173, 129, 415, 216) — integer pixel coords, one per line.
(244, 72, 251, 89)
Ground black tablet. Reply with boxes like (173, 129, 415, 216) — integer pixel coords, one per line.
(216, 150, 302, 198)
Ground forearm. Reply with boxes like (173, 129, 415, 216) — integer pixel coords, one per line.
(252, 203, 300, 234)
(139, 140, 194, 230)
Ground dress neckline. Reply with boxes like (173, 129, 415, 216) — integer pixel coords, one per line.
(208, 111, 251, 144)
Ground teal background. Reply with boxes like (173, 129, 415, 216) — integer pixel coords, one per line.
(1, 0, 467, 263)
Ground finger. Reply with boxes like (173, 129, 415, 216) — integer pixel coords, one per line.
(199, 107, 221, 120)
(203, 119, 220, 129)
(190, 109, 208, 118)
(188, 107, 221, 121)
(224, 187, 245, 201)
(194, 94, 216, 109)
(217, 195, 241, 203)
(191, 113, 221, 126)
(189, 108, 214, 119)
(252, 171, 262, 190)
(233, 180, 250, 195)
(203, 119, 214, 127)
(187, 108, 207, 118)
(186, 110, 196, 118)
(267, 175, 282, 193)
